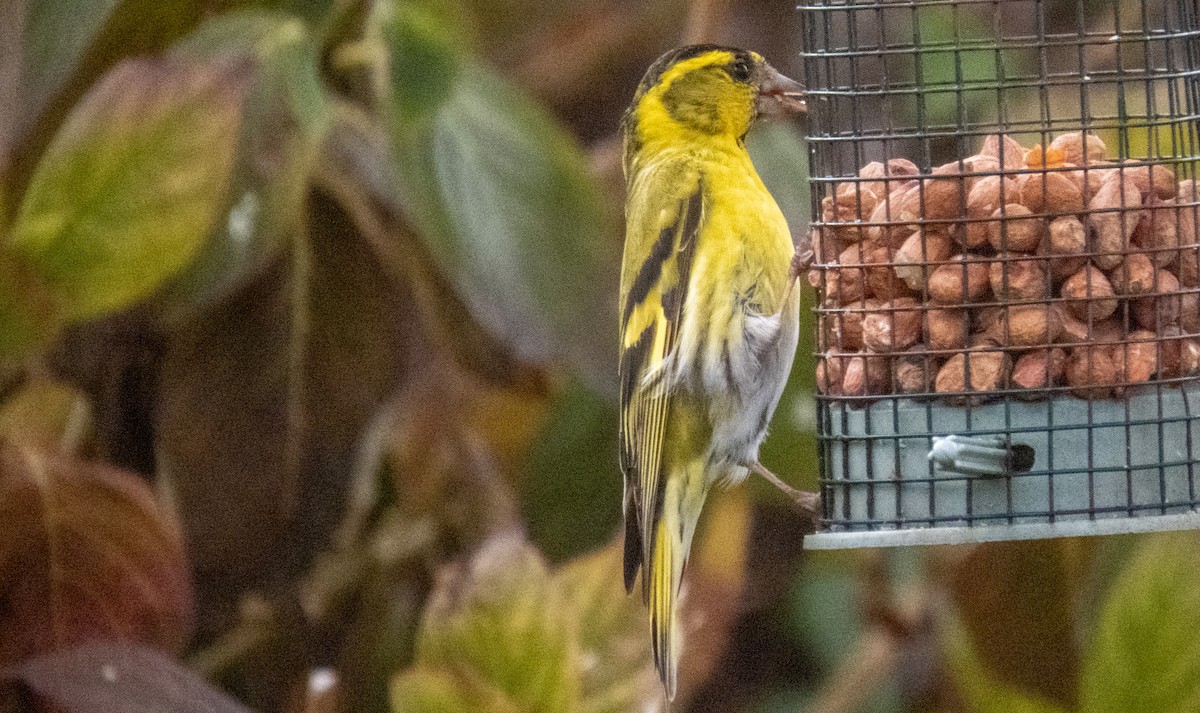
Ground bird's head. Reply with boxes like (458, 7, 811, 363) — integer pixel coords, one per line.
(624, 45, 806, 146)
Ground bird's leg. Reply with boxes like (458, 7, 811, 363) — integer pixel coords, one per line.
(749, 461, 821, 520)
(791, 245, 814, 281)
(775, 248, 813, 320)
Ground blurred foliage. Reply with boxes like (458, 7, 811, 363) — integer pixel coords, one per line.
(390, 535, 657, 712)
(13, 57, 247, 320)
(949, 532, 1200, 713)
(2, 1, 1200, 713)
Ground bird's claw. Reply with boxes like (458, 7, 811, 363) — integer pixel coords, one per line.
(790, 249, 814, 280)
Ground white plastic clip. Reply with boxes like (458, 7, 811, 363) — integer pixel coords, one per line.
(928, 434, 1034, 477)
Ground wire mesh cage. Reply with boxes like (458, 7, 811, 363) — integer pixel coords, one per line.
(799, 0, 1200, 548)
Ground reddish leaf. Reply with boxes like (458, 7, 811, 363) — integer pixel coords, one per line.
(0, 445, 193, 665)
(5, 639, 251, 713)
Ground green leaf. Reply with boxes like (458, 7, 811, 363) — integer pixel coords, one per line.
(374, 2, 463, 129)
(1081, 532, 1200, 713)
(945, 615, 1071, 713)
(391, 667, 522, 713)
(10, 57, 247, 321)
(521, 380, 620, 561)
(159, 11, 332, 317)
(0, 247, 59, 366)
(415, 534, 579, 713)
(432, 65, 617, 373)
(554, 540, 658, 713)
(374, 4, 619, 387)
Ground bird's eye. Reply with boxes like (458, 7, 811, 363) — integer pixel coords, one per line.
(728, 60, 753, 83)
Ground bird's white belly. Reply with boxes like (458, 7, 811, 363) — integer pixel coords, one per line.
(682, 296, 801, 484)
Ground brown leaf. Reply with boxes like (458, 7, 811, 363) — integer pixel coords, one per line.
(0, 445, 193, 665)
(4, 639, 251, 713)
(950, 540, 1080, 708)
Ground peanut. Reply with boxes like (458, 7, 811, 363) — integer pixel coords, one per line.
(922, 156, 1003, 221)
(1157, 326, 1189, 379)
(979, 133, 1027, 170)
(928, 254, 992, 304)
(1111, 330, 1159, 390)
(863, 244, 915, 300)
(990, 252, 1051, 302)
(1181, 291, 1200, 334)
(826, 296, 882, 351)
(866, 183, 922, 247)
(1119, 160, 1177, 199)
(1048, 131, 1107, 166)
(1106, 252, 1156, 296)
(1060, 264, 1118, 321)
(1011, 348, 1067, 395)
(893, 230, 953, 291)
(842, 352, 892, 396)
(1131, 268, 1182, 331)
(966, 176, 1020, 247)
(859, 158, 921, 199)
(1176, 181, 1200, 285)
(1017, 170, 1084, 216)
(1041, 215, 1089, 282)
(1133, 196, 1184, 268)
(1087, 176, 1143, 271)
(817, 352, 847, 395)
(925, 307, 969, 353)
(862, 297, 923, 353)
(1066, 345, 1120, 398)
(988, 305, 1063, 348)
(894, 345, 937, 396)
(988, 203, 1044, 253)
(1053, 313, 1125, 346)
(823, 242, 872, 305)
(935, 350, 1011, 405)
(819, 145, 1194, 404)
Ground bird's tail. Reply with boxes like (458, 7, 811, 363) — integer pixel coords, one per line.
(650, 514, 684, 700)
(648, 477, 706, 701)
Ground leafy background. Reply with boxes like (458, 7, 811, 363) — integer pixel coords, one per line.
(1, 0, 1198, 712)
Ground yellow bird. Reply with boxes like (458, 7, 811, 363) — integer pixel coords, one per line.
(618, 45, 812, 699)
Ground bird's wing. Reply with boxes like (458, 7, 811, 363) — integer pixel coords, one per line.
(618, 175, 704, 594)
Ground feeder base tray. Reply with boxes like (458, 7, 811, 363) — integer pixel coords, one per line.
(808, 382, 1200, 549)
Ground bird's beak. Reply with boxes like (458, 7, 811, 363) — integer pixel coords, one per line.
(757, 64, 806, 116)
